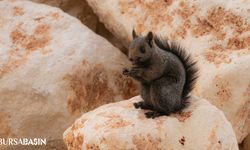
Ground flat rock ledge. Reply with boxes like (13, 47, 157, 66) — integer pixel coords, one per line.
(63, 96, 238, 150)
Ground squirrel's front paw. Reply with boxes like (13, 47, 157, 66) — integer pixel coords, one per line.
(122, 68, 130, 76)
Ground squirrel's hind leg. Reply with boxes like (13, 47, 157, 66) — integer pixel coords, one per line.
(150, 76, 182, 116)
(145, 111, 167, 119)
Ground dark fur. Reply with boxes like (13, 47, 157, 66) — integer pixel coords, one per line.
(123, 31, 198, 118)
(154, 36, 199, 110)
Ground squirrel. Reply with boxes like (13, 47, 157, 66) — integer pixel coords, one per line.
(123, 30, 198, 119)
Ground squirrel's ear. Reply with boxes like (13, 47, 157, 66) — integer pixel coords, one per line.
(146, 31, 153, 47)
(132, 29, 138, 39)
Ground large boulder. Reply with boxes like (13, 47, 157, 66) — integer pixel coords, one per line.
(0, 0, 137, 148)
(85, 0, 250, 142)
(30, 0, 97, 31)
(28, 0, 64, 7)
(63, 96, 238, 150)
(30, 0, 127, 53)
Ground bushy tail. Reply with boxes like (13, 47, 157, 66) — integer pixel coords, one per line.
(154, 36, 199, 110)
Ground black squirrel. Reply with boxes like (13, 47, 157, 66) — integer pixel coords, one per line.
(123, 30, 198, 119)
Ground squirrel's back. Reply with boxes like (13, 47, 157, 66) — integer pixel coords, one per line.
(154, 36, 198, 106)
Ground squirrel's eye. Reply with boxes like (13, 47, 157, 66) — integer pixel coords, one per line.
(140, 46, 145, 53)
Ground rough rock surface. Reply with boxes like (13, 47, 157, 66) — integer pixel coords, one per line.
(30, 0, 97, 31)
(85, 0, 250, 142)
(64, 96, 238, 150)
(0, 0, 137, 148)
(30, 0, 127, 53)
(29, 0, 64, 7)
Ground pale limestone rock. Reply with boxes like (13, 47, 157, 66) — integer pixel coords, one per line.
(31, 0, 98, 31)
(85, 0, 250, 142)
(30, 0, 127, 53)
(30, 0, 65, 7)
(64, 96, 238, 150)
(0, 0, 137, 148)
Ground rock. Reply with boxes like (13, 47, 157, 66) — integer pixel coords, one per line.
(63, 96, 238, 150)
(30, 0, 98, 31)
(85, 0, 250, 142)
(30, 0, 127, 54)
(0, 0, 137, 148)
(29, 0, 64, 7)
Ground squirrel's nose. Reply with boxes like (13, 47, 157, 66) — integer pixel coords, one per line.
(129, 58, 133, 62)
